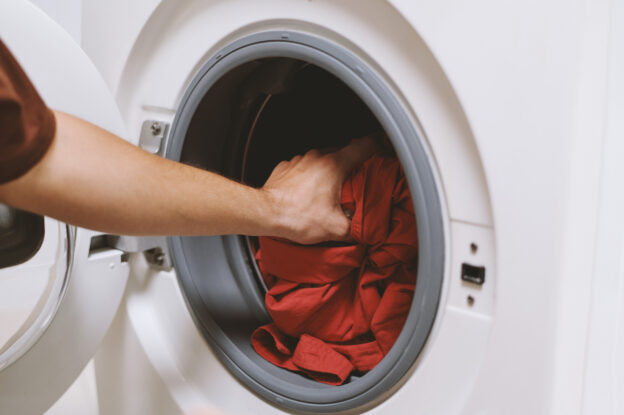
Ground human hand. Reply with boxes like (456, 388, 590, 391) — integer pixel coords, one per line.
(261, 137, 376, 244)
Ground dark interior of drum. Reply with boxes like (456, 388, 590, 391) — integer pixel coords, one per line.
(181, 58, 382, 185)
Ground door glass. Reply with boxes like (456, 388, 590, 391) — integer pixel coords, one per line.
(0, 204, 44, 268)
(0, 217, 72, 370)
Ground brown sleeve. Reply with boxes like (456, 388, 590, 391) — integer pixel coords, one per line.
(0, 39, 56, 184)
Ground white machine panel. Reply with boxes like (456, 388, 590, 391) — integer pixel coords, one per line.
(0, 1, 128, 414)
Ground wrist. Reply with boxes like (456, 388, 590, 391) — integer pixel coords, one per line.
(253, 187, 290, 239)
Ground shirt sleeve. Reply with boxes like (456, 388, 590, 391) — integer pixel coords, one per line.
(0, 39, 56, 184)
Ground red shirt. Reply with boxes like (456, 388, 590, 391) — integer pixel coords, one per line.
(252, 154, 418, 385)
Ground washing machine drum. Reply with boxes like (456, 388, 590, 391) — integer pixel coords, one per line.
(179, 58, 382, 184)
(166, 33, 445, 413)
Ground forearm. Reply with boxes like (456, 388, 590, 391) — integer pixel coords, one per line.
(0, 111, 282, 237)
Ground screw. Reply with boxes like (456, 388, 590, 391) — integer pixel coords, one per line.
(467, 295, 475, 306)
(470, 242, 478, 254)
(154, 252, 165, 266)
(150, 122, 162, 136)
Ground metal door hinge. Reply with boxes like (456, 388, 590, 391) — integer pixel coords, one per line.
(139, 120, 170, 156)
(93, 235, 172, 270)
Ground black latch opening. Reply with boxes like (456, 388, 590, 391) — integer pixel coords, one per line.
(461, 263, 486, 285)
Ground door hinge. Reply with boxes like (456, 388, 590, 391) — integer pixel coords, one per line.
(139, 120, 170, 156)
(103, 235, 172, 270)
(111, 119, 172, 269)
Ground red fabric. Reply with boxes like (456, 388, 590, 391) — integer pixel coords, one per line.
(251, 154, 418, 385)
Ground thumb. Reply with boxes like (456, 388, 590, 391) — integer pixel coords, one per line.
(329, 209, 353, 241)
(333, 137, 377, 178)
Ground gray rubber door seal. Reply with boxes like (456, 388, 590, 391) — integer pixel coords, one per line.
(166, 31, 445, 413)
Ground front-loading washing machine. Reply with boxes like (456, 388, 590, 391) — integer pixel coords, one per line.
(1, 0, 624, 414)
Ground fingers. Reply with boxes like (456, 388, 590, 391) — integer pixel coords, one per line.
(269, 160, 290, 177)
(270, 154, 303, 177)
(303, 149, 321, 159)
(333, 137, 377, 177)
(279, 139, 375, 173)
(329, 210, 352, 241)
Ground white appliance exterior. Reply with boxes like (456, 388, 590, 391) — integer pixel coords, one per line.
(0, 1, 129, 414)
(81, 0, 624, 414)
(27, 0, 83, 44)
(90, 2, 496, 413)
(0, 0, 622, 414)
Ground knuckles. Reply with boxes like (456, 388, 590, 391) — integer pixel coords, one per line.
(304, 149, 321, 159)
(318, 154, 339, 171)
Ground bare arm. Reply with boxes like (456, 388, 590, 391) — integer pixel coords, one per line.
(0, 111, 375, 244)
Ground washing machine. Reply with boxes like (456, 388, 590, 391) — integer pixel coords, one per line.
(1, 0, 624, 414)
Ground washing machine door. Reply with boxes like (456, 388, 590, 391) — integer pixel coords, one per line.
(0, 1, 129, 414)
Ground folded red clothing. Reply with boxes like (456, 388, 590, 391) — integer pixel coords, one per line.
(251, 154, 418, 385)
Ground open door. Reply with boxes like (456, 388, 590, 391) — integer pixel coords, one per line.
(0, 1, 129, 414)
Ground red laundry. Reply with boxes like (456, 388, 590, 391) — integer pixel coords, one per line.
(251, 154, 418, 385)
